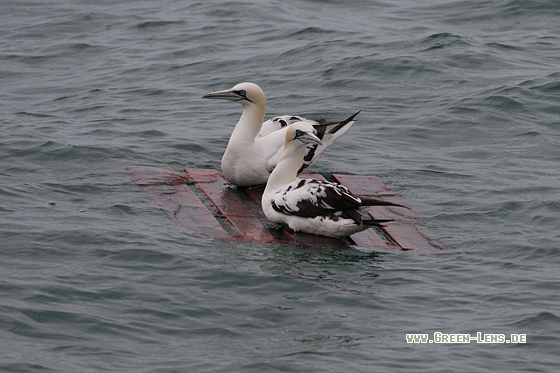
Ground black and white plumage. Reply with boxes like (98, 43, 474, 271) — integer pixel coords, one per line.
(202, 82, 358, 187)
(262, 121, 405, 238)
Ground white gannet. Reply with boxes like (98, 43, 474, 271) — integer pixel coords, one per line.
(202, 82, 359, 187)
(262, 121, 406, 238)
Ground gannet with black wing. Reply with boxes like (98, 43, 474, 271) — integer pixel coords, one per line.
(202, 82, 358, 187)
(262, 121, 406, 238)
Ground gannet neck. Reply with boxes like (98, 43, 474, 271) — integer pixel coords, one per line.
(230, 100, 266, 144)
(264, 140, 305, 194)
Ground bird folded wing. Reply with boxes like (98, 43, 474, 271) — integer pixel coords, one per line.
(270, 179, 361, 217)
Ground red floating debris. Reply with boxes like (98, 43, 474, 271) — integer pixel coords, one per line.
(125, 166, 231, 240)
(184, 168, 277, 243)
(127, 166, 445, 250)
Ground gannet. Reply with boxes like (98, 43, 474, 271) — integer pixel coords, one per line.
(262, 122, 406, 238)
(202, 82, 358, 187)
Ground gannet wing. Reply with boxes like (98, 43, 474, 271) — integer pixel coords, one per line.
(258, 115, 316, 138)
(270, 179, 362, 218)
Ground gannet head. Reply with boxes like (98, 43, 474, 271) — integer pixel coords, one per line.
(202, 82, 266, 108)
(287, 121, 323, 146)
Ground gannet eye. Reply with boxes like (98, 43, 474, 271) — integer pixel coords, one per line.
(233, 89, 252, 103)
(295, 129, 304, 138)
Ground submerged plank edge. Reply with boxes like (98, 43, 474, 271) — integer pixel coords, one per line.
(126, 166, 231, 240)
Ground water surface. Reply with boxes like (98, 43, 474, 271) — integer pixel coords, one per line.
(1, 0, 559, 372)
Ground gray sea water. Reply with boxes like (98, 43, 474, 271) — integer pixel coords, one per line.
(1, 0, 559, 372)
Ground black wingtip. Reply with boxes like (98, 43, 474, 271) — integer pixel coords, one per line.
(346, 208, 393, 226)
(362, 218, 393, 226)
(359, 197, 409, 209)
(314, 110, 361, 128)
(326, 110, 361, 134)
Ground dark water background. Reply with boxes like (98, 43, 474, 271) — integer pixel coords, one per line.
(1, 0, 559, 371)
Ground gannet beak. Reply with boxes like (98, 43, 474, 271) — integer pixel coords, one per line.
(202, 89, 238, 100)
(297, 131, 323, 146)
(202, 88, 252, 103)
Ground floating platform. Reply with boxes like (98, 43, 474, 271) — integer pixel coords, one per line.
(126, 166, 445, 251)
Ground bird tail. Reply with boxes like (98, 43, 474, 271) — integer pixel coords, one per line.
(301, 111, 361, 171)
(322, 110, 361, 135)
(345, 196, 408, 226)
(345, 208, 392, 227)
(359, 197, 409, 209)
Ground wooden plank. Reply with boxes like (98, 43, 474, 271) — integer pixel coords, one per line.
(381, 221, 445, 251)
(128, 167, 444, 250)
(332, 174, 406, 208)
(360, 204, 445, 250)
(184, 168, 278, 243)
(332, 174, 445, 250)
(349, 229, 391, 250)
(126, 165, 184, 186)
(331, 174, 393, 196)
(126, 166, 231, 240)
(243, 185, 266, 209)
